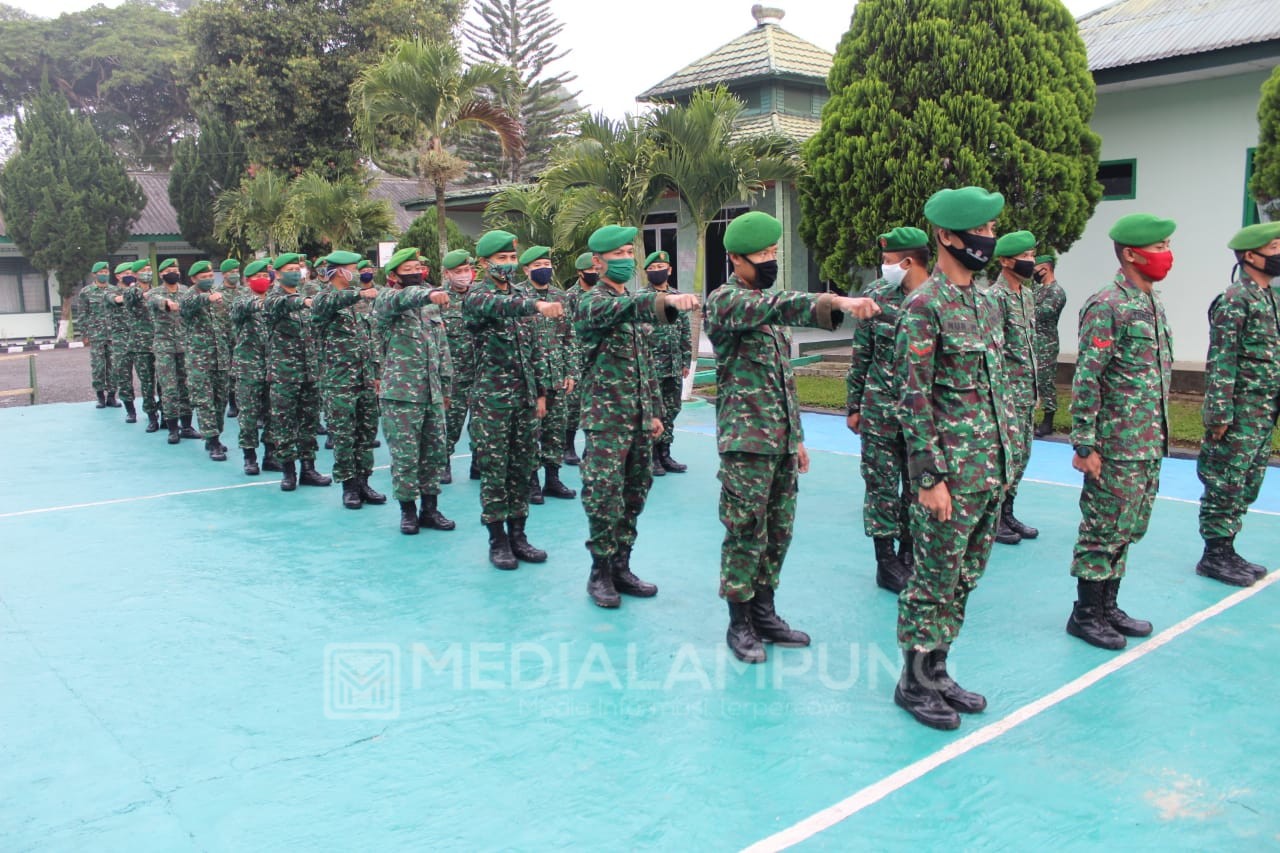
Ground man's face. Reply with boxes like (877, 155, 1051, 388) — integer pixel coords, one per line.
(332, 264, 357, 289)
(447, 264, 474, 288)
(601, 244, 635, 263)
(490, 251, 519, 267)
(1245, 238, 1280, 268)
(746, 245, 778, 264)
(525, 258, 552, 275)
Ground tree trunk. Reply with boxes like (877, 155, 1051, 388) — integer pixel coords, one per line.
(681, 226, 708, 400)
(434, 180, 449, 259)
(58, 290, 72, 342)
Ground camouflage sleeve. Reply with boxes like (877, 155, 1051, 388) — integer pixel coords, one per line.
(123, 287, 143, 308)
(263, 291, 306, 320)
(895, 294, 946, 480)
(561, 310, 579, 383)
(576, 290, 666, 330)
(464, 287, 539, 322)
(1069, 298, 1118, 449)
(436, 323, 454, 388)
(229, 296, 260, 327)
(846, 314, 873, 415)
(710, 288, 842, 332)
(678, 307, 693, 368)
(1202, 292, 1243, 427)
(1047, 285, 1067, 318)
(178, 289, 209, 319)
(309, 287, 361, 322)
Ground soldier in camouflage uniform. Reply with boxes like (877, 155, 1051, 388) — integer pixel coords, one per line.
(1194, 222, 1280, 587)
(78, 262, 119, 408)
(706, 211, 879, 664)
(264, 252, 331, 491)
(231, 259, 275, 474)
(575, 226, 699, 607)
(893, 187, 1012, 731)
(110, 260, 159, 430)
(520, 245, 577, 502)
(642, 250, 693, 477)
(1067, 213, 1175, 651)
(561, 252, 601, 466)
(217, 259, 242, 419)
(439, 250, 477, 484)
(463, 230, 563, 569)
(1032, 253, 1066, 436)
(179, 261, 231, 461)
(846, 227, 931, 593)
(147, 259, 199, 444)
(991, 230, 1042, 545)
(312, 250, 386, 510)
(354, 260, 383, 452)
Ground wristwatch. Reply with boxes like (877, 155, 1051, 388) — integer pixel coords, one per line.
(1074, 445, 1093, 459)
(919, 471, 944, 489)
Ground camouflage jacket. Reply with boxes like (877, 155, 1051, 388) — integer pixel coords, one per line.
(895, 271, 1012, 493)
(440, 292, 476, 386)
(229, 294, 268, 383)
(1033, 280, 1068, 349)
(214, 282, 240, 354)
(263, 287, 314, 384)
(528, 283, 577, 388)
(373, 285, 449, 405)
(1070, 272, 1172, 460)
(846, 277, 909, 434)
(1202, 273, 1280, 427)
(643, 284, 693, 379)
(311, 287, 378, 391)
(102, 286, 131, 342)
(990, 276, 1039, 409)
(178, 289, 231, 371)
(116, 285, 154, 353)
(462, 275, 548, 410)
(147, 284, 188, 353)
(77, 284, 112, 341)
(705, 275, 844, 455)
(575, 283, 669, 431)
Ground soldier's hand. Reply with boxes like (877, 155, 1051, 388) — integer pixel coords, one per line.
(564, 378, 576, 393)
(833, 296, 881, 320)
(113, 295, 124, 304)
(668, 293, 699, 312)
(536, 300, 564, 319)
(797, 443, 810, 474)
(374, 380, 381, 395)
(165, 299, 179, 312)
(846, 413, 861, 434)
(1071, 451, 1102, 482)
(1208, 424, 1229, 441)
(536, 395, 547, 418)
(919, 480, 952, 521)
(650, 417, 663, 439)
(208, 291, 223, 303)
(360, 288, 379, 300)
(429, 290, 450, 307)
(681, 367, 690, 379)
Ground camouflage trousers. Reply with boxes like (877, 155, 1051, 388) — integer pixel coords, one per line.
(564, 382, 582, 434)
(537, 389, 568, 466)
(89, 337, 114, 392)
(381, 398, 446, 501)
(655, 376, 682, 450)
(268, 379, 320, 463)
(114, 350, 157, 414)
(1069, 458, 1160, 580)
(325, 384, 377, 483)
(445, 375, 474, 453)
(471, 403, 538, 525)
(236, 376, 270, 450)
(1035, 341, 1059, 412)
(581, 427, 654, 558)
(860, 427, 911, 539)
(718, 451, 798, 603)
(1007, 404, 1035, 498)
(897, 488, 1001, 651)
(154, 351, 193, 419)
(1197, 404, 1278, 539)
(189, 366, 228, 439)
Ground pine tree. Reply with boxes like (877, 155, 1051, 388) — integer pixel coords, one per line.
(169, 112, 250, 256)
(461, 0, 580, 184)
(799, 0, 1102, 285)
(0, 88, 144, 338)
(1249, 64, 1280, 215)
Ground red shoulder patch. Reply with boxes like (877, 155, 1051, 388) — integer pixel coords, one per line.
(909, 342, 933, 356)
(1091, 336, 1112, 349)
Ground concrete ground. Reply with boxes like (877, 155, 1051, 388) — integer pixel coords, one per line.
(0, 346, 99, 407)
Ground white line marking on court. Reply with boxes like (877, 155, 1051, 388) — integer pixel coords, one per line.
(741, 570, 1280, 853)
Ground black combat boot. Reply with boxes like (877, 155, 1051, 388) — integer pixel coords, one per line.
(749, 585, 810, 646)
(1002, 495, 1038, 539)
(650, 445, 666, 477)
(1227, 536, 1268, 581)
(342, 479, 363, 509)
(469, 459, 481, 480)
(1195, 537, 1256, 587)
(399, 501, 420, 535)
(1103, 578, 1152, 637)
(261, 443, 283, 472)
(440, 461, 452, 485)
(95, 390, 107, 408)
(562, 430, 580, 466)
(166, 418, 181, 445)
(418, 494, 455, 530)
(105, 390, 121, 407)
(899, 533, 915, 572)
(894, 650, 961, 730)
(123, 400, 137, 423)
(1034, 408, 1054, 437)
(726, 601, 766, 664)
(542, 465, 576, 499)
(280, 460, 298, 492)
(508, 517, 547, 562)
(659, 446, 687, 473)
(243, 448, 260, 476)
(588, 554, 621, 608)
(145, 410, 160, 433)
(226, 392, 238, 418)
(611, 545, 657, 597)
(316, 423, 328, 436)
(324, 436, 334, 450)
(995, 510, 1022, 545)
(357, 477, 386, 504)
(179, 414, 199, 439)
(370, 438, 381, 448)
(528, 471, 544, 505)
(488, 521, 517, 569)
(1066, 578, 1126, 650)
(927, 647, 987, 713)
(206, 437, 227, 462)
(298, 459, 332, 487)
(874, 537, 909, 593)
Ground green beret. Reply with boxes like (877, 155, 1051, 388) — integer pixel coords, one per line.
(644, 250, 671, 268)
(384, 247, 419, 274)
(442, 249, 472, 270)
(1109, 213, 1176, 247)
(357, 260, 372, 270)
(518, 245, 551, 266)
(475, 230, 518, 258)
(243, 259, 269, 277)
(877, 227, 929, 251)
(91, 261, 109, 273)
(587, 225, 638, 254)
(113, 261, 134, 275)
(219, 258, 241, 273)
(924, 187, 1005, 231)
(130, 259, 151, 273)
(994, 230, 1037, 257)
(158, 258, 177, 271)
(273, 252, 302, 268)
(325, 250, 363, 266)
(1035, 252, 1057, 266)
(1228, 222, 1280, 251)
(575, 252, 594, 271)
(188, 260, 212, 277)
(723, 211, 782, 255)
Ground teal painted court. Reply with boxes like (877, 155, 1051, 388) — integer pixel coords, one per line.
(2, 399, 1277, 850)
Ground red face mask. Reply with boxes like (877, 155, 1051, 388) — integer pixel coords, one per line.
(1131, 248, 1173, 282)
(247, 275, 272, 294)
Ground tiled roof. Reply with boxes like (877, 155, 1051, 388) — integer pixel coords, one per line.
(731, 111, 822, 144)
(367, 176, 425, 231)
(1078, 0, 1280, 71)
(639, 23, 833, 101)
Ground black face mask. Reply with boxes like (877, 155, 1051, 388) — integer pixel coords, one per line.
(1032, 269, 1047, 283)
(646, 269, 670, 286)
(942, 231, 997, 272)
(397, 272, 424, 288)
(581, 272, 599, 286)
(161, 272, 181, 285)
(1011, 259, 1036, 279)
(1248, 252, 1280, 277)
(748, 259, 778, 289)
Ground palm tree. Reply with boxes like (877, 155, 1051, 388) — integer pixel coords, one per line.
(213, 167, 297, 256)
(483, 183, 598, 283)
(288, 170, 396, 253)
(350, 38, 524, 257)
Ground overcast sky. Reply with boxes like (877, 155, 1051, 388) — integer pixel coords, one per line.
(5, 0, 1115, 118)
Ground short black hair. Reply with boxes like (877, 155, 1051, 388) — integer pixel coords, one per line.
(901, 247, 930, 266)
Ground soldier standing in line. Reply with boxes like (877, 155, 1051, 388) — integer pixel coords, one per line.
(180, 261, 231, 461)
(79, 262, 119, 408)
(561, 252, 601, 467)
(1066, 213, 1174, 651)
(354, 259, 383, 452)
(893, 187, 1012, 731)
(520, 245, 577, 503)
(990, 230, 1042, 545)
(218, 259, 242, 419)
(641, 250, 692, 478)
(439, 249, 478, 484)
(231, 259, 276, 475)
(1032, 252, 1067, 437)
(110, 260, 160, 431)
(846, 227, 931, 594)
(147, 258, 199, 444)
(1193, 222, 1280, 587)
(463, 230, 564, 569)
(705, 211, 879, 664)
